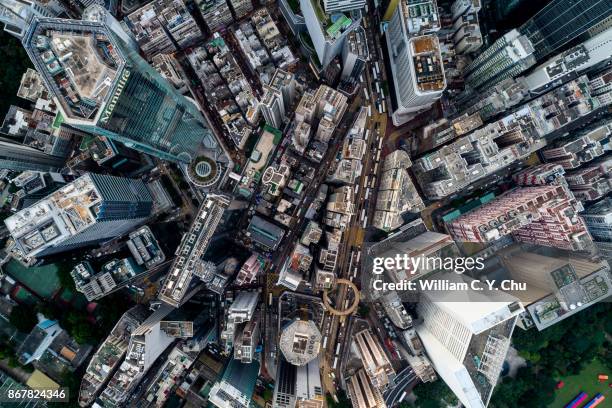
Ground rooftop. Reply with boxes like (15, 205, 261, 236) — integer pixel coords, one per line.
(25, 18, 124, 122)
(410, 35, 445, 92)
(5, 174, 102, 257)
(158, 194, 230, 307)
(279, 319, 321, 366)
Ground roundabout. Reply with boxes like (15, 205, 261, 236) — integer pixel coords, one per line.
(322, 278, 360, 316)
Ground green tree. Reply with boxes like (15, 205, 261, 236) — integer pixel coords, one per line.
(413, 379, 458, 408)
(9, 304, 38, 333)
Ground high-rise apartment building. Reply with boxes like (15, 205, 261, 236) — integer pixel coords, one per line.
(518, 0, 612, 61)
(260, 69, 297, 129)
(197, 0, 234, 32)
(228, 0, 253, 19)
(373, 150, 424, 231)
(463, 29, 536, 91)
(386, 0, 446, 125)
(22, 16, 230, 174)
(446, 185, 593, 251)
(582, 197, 612, 242)
(221, 291, 259, 353)
(353, 329, 395, 390)
(125, 0, 202, 58)
(416, 274, 524, 408)
(5, 173, 153, 260)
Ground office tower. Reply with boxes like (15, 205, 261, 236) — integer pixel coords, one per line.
(260, 69, 297, 129)
(518, 0, 612, 61)
(416, 274, 524, 408)
(247, 215, 286, 251)
(0, 137, 66, 172)
(353, 329, 395, 389)
(446, 185, 593, 251)
(373, 150, 424, 232)
(323, 0, 366, 13)
(158, 194, 230, 307)
(499, 248, 611, 331)
(522, 26, 612, 94)
(463, 29, 536, 91)
(125, 0, 202, 58)
(209, 359, 260, 408)
(279, 319, 321, 366)
(386, 0, 446, 125)
(381, 291, 412, 329)
(221, 291, 259, 353)
(22, 17, 230, 173)
(197, 0, 234, 32)
(5, 173, 153, 260)
(300, 0, 361, 68)
(341, 27, 368, 81)
(0, 0, 62, 39)
(346, 368, 387, 408)
(273, 357, 323, 408)
(582, 197, 612, 242)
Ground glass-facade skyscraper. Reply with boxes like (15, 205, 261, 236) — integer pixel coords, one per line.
(519, 0, 612, 60)
(21, 16, 229, 178)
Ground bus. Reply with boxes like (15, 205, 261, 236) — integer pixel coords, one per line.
(363, 88, 369, 101)
(322, 337, 328, 349)
(381, 100, 386, 113)
(378, 136, 383, 149)
(376, 149, 381, 163)
(375, 82, 381, 94)
(362, 216, 368, 228)
(360, 209, 366, 222)
(364, 188, 370, 200)
(373, 162, 379, 174)
(367, 106, 372, 117)
(332, 358, 338, 369)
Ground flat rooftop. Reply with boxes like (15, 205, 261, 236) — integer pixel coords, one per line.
(25, 19, 124, 121)
(410, 35, 445, 92)
(5, 174, 101, 256)
(158, 195, 229, 307)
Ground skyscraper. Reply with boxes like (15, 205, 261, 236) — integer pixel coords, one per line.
(416, 273, 524, 408)
(21, 16, 230, 177)
(0, 137, 66, 172)
(519, 0, 612, 61)
(300, 0, 361, 68)
(463, 29, 536, 91)
(209, 358, 260, 408)
(4, 173, 153, 260)
(385, 0, 446, 125)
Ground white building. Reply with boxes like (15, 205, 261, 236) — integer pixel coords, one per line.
(416, 274, 524, 408)
(323, 0, 366, 13)
(386, 0, 446, 125)
(300, 0, 361, 68)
